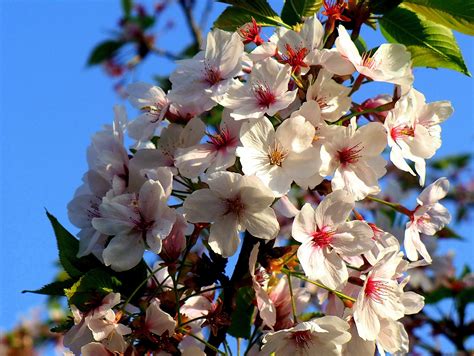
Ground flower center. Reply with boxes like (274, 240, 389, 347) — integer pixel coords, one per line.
(365, 277, 390, 303)
(361, 51, 380, 70)
(203, 63, 222, 86)
(291, 330, 313, 349)
(311, 226, 335, 248)
(268, 141, 288, 166)
(280, 44, 308, 73)
(322, 0, 350, 22)
(337, 143, 363, 165)
(390, 125, 415, 141)
(253, 83, 277, 108)
(316, 96, 330, 110)
(224, 196, 245, 216)
(207, 127, 235, 150)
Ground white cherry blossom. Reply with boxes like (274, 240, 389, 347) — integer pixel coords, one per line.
(92, 180, 176, 271)
(237, 115, 320, 197)
(219, 58, 297, 120)
(183, 171, 279, 257)
(260, 316, 351, 356)
(292, 190, 374, 289)
(405, 177, 451, 263)
(320, 121, 387, 200)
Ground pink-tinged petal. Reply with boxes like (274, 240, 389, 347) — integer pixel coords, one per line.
(336, 25, 362, 66)
(182, 295, 212, 321)
(183, 189, 225, 223)
(292, 203, 317, 243)
(91, 217, 134, 237)
(239, 117, 275, 151)
(356, 122, 387, 156)
(404, 223, 431, 263)
(332, 221, 374, 255)
(241, 207, 280, 240)
(297, 241, 348, 289)
(402, 291, 425, 314)
(274, 195, 300, 218)
(175, 143, 215, 178)
(208, 213, 240, 257)
(275, 116, 314, 153)
(145, 299, 176, 336)
(240, 176, 275, 211)
(138, 180, 166, 222)
(417, 177, 449, 206)
(206, 171, 243, 199)
(354, 297, 381, 341)
(315, 190, 354, 228)
(102, 233, 145, 271)
(81, 342, 111, 356)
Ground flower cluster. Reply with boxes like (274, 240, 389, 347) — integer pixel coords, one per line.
(62, 14, 454, 356)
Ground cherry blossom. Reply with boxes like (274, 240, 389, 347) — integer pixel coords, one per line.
(237, 115, 320, 196)
(183, 171, 279, 257)
(92, 180, 176, 271)
(292, 190, 374, 289)
(260, 316, 351, 355)
(405, 177, 451, 263)
(219, 58, 297, 120)
(320, 121, 387, 200)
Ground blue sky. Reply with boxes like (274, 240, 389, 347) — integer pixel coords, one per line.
(1, 0, 473, 346)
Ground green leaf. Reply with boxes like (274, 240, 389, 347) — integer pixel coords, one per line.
(403, 0, 474, 36)
(114, 260, 148, 304)
(299, 311, 324, 321)
(425, 286, 453, 304)
(368, 0, 403, 14)
(65, 268, 122, 311)
(281, 0, 323, 26)
(435, 226, 463, 240)
(87, 40, 125, 66)
(46, 211, 101, 278)
(214, 1, 287, 31)
(431, 153, 471, 170)
(379, 6, 470, 75)
(121, 0, 133, 17)
(22, 279, 76, 296)
(228, 286, 254, 339)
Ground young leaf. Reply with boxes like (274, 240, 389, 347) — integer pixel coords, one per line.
(87, 40, 124, 66)
(227, 286, 255, 339)
(214, 0, 288, 31)
(46, 211, 101, 278)
(403, 0, 474, 36)
(22, 279, 76, 296)
(281, 0, 323, 26)
(65, 268, 122, 311)
(379, 6, 470, 76)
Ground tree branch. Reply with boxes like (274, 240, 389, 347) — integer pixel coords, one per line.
(178, 0, 203, 49)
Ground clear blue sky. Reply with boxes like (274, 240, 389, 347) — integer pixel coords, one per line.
(1, 0, 473, 342)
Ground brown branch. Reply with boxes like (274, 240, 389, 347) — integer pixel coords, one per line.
(178, 0, 203, 49)
(204, 232, 259, 355)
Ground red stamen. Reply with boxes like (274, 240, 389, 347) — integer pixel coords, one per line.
(338, 143, 363, 165)
(322, 0, 351, 22)
(365, 277, 391, 303)
(203, 63, 222, 86)
(253, 83, 277, 108)
(311, 226, 335, 248)
(280, 44, 309, 74)
(291, 330, 313, 349)
(390, 125, 415, 141)
(207, 127, 235, 150)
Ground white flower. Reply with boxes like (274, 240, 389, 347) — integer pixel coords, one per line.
(292, 190, 374, 289)
(175, 111, 242, 178)
(183, 171, 279, 257)
(144, 299, 176, 336)
(320, 121, 387, 200)
(126, 82, 169, 145)
(404, 177, 451, 263)
(88, 309, 131, 353)
(237, 116, 320, 197)
(334, 25, 413, 86)
(128, 117, 206, 178)
(92, 180, 176, 271)
(305, 69, 352, 123)
(353, 247, 405, 341)
(385, 88, 452, 186)
(169, 29, 244, 113)
(260, 316, 351, 356)
(219, 58, 297, 120)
